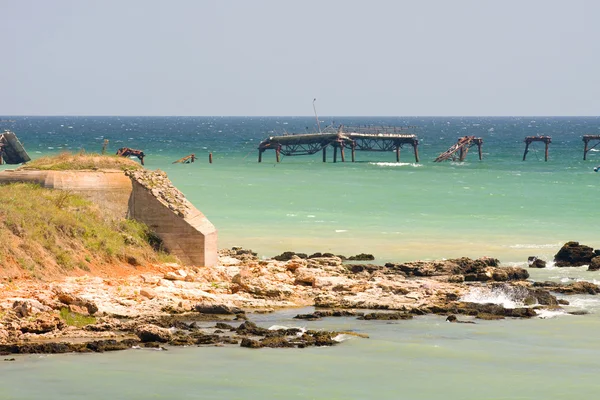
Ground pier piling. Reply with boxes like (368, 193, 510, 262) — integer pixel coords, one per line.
(522, 136, 551, 161)
(583, 135, 600, 160)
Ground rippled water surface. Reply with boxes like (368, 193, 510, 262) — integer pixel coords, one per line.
(1, 116, 599, 399)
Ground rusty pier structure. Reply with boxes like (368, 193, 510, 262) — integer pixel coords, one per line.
(583, 135, 600, 161)
(434, 136, 483, 162)
(523, 136, 552, 161)
(258, 126, 419, 163)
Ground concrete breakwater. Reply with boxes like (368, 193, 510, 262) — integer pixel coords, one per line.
(0, 169, 217, 267)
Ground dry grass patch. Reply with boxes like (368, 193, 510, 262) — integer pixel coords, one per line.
(19, 152, 142, 171)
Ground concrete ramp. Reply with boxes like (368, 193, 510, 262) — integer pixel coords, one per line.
(0, 131, 31, 164)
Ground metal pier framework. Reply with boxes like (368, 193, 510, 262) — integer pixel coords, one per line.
(523, 136, 552, 161)
(583, 135, 600, 160)
(434, 136, 483, 162)
(258, 126, 419, 163)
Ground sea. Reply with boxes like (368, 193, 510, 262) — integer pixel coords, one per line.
(0, 116, 599, 399)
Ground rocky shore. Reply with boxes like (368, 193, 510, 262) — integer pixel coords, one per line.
(1, 245, 599, 355)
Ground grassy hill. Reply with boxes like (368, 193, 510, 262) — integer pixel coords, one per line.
(0, 182, 175, 280)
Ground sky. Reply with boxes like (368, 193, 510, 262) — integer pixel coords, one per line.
(2, 0, 600, 116)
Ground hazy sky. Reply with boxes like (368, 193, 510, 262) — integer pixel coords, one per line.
(2, 0, 599, 116)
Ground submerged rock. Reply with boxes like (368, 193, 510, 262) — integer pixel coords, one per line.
(587, 257, 600, 271)
(534, 281, 600, 295)
(358, 312, 413, 321)
(528, 257, 547, 268)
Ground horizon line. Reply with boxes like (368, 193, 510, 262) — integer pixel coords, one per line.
(1, 115, 599, 118)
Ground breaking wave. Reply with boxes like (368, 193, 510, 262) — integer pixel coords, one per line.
(369, 162, 422, 167)
(460, 285, 531, 309)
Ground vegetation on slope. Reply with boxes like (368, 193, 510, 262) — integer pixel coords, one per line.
(18, 152, 142, 171)
(0, 183, 175, 280)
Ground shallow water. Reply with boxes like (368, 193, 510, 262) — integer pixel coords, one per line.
(2, 308, 600, 399)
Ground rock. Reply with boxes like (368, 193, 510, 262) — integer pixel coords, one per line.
(533, 280, 600, 295)
(587, 256, 600, 271)
(554, 241, 596, 267)
(140, 288, 157, 299)
(194, 304, 244, 315)
(215, 322, 234, 330)
(528, 257, 547, 268)
(359, 312, 413, 320)
(235, 321, 268, 336)
(307, 256, 343, 268)
(12, 300, 50, 318)
(68, 304, 90, 315)
(347, 253, 375, 261)
(19, 316, 65, 334)
(135, 324, 173, 343)
(240, 338, 263, 348)
(54, 288, 98, 315)
(273, 251, 307, 261)
(385, 257, 506, 279)
(285, 256, 307, 272)
(164, 271, 187, 281)
(293, 268, 323, 286)
(308, 252, 336, 259)
(294, 310, 360, 320)
(345, 264, 383, 274)
(260, 336, 295, 348)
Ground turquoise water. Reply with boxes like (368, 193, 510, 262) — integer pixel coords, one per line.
(2, 306, 600, 399)
(1, 116, 599, 399)
(1, 116, 597, 263)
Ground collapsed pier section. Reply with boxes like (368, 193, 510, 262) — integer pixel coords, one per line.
(434, 136, 483, 162)
(257, 126, 419, 163)
(0, 130, 30, 165)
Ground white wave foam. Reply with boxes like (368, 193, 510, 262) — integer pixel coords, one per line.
(335, 230, 347, 233)
(268, 325, 306, 337)
(565, 296, 600, 310)
(535, 309, 568, 319)
(369, 162, 422, 167)
(460, 286, 530, 309)
(333, 334, 353, 343)
(509, 243, 561, 249)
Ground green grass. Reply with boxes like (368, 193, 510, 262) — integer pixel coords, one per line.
(0, 183, 177, 278)
(59, 307, 97, 327)
(19, 152, 142, 171)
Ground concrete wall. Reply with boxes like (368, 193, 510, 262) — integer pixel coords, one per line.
(128, 179, 218, 267)
(0, 169, 217, 267)
(0, 170, 132, 218)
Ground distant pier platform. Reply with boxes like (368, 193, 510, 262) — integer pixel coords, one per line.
(258, 126, 420, 163)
